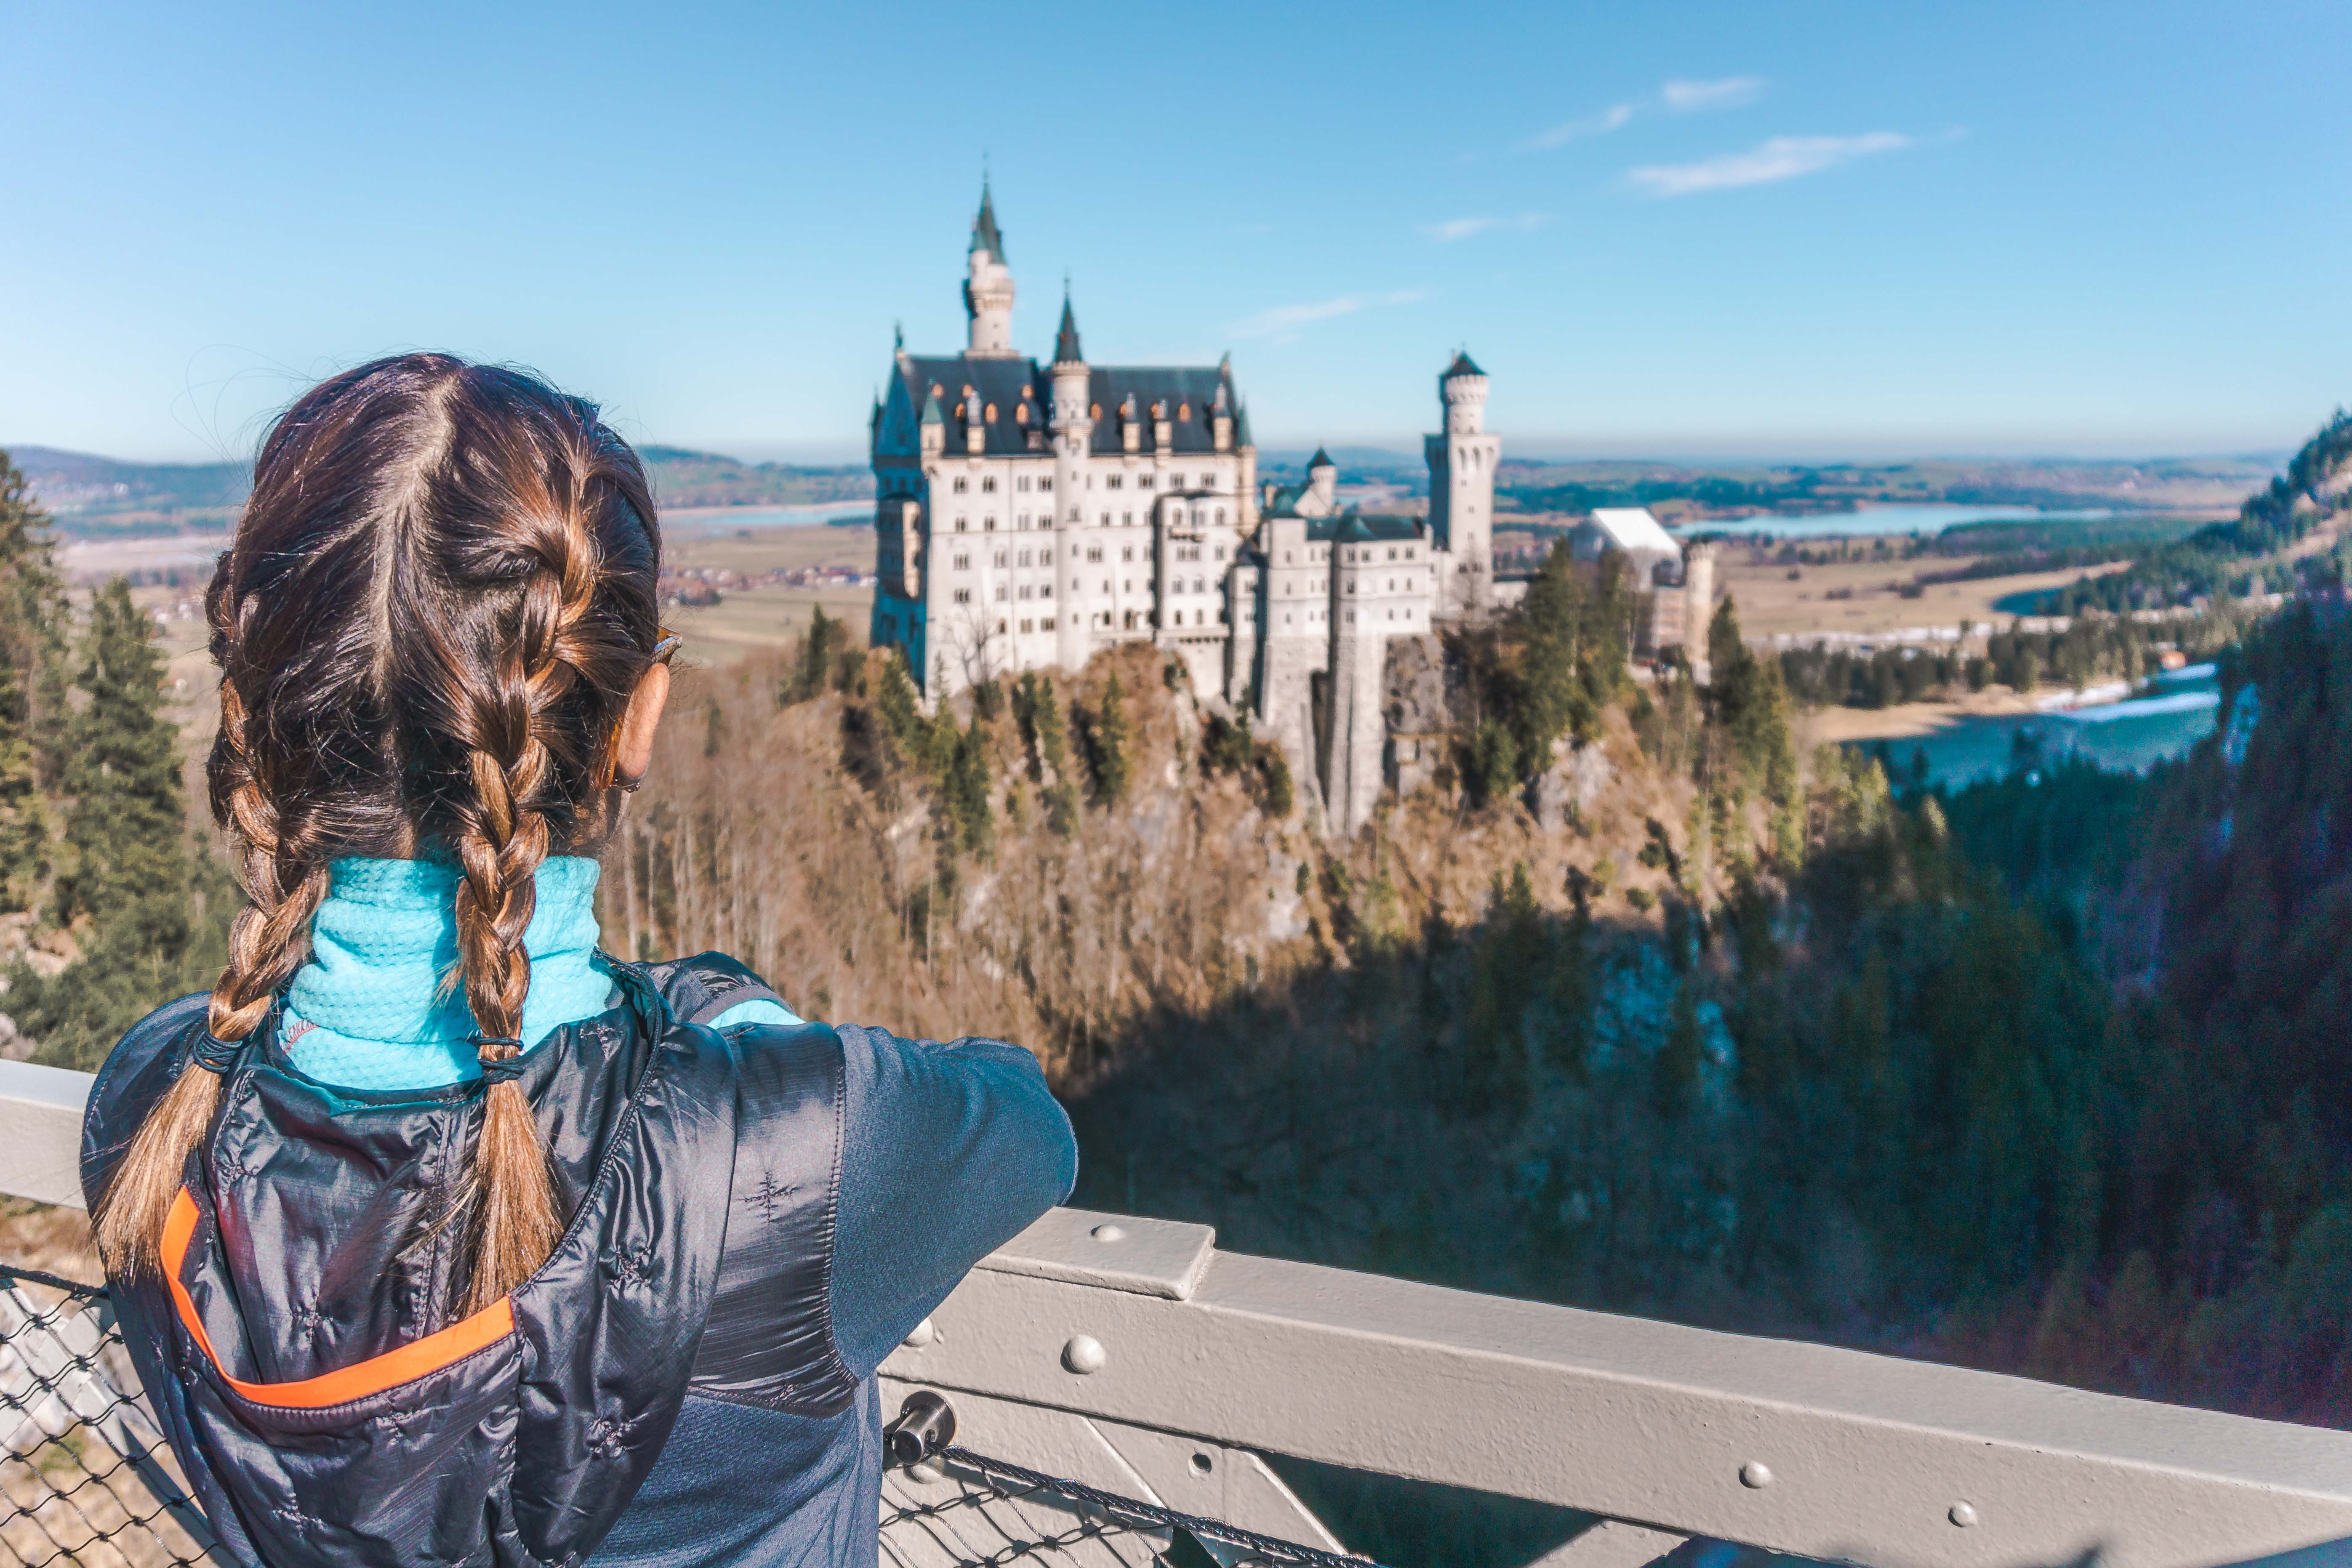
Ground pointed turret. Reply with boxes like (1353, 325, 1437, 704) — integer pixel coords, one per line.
(964, 178, 1017, 356)
(919, 389, 946, 457)
(1054, 289, 1085, 366)
(1308, 447, 1335, 474)
(970, 177, 1006, 263)
(1444, 350, 1484, 380)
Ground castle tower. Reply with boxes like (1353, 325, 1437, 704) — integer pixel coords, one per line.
(1302, 447, 1338, 516)
(964, 179, 1017, 357)
(1049, 289, 1092, 670)
(1683, 541, 1718, 655)
(1426, 352, 1500, 618)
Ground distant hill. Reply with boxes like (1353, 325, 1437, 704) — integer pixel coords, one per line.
(3, 442, 877, 536)
(1491, 454, 2280, 522)
(8, 445, 248, 535)
(637, 447, 872, 511)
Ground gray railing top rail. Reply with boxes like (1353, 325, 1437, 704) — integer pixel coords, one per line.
(9, 1058, 2352, 1568)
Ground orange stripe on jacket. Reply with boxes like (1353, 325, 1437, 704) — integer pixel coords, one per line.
(162, 1188, 515, 1409)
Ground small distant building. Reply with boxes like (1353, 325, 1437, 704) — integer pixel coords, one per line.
(1566, 506, 1714, 658)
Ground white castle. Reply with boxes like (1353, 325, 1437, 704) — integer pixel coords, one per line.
(868, 184, 1704, 834)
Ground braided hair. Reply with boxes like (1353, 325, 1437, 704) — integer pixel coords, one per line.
(93, 354, 664, 1310)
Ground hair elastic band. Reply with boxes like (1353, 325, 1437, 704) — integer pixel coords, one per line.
(189, 1033, 244, 1075)
(473, 1036, 528, 1086)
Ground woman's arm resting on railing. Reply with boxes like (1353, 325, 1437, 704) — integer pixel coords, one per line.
(827, 1028, 1076, 1378)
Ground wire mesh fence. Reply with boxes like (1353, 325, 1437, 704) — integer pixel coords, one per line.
(0, 1267, 1369, 1568)
(0, 1268, 217, 1568)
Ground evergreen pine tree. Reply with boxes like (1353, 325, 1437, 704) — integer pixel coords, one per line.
(22, 577, 226, 1070)
(1085, 671, 1132, 806)
(56, 580, 191, 927)
(0, 454, 57, 907)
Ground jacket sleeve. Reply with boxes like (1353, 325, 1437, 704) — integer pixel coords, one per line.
(824, 1027, 1076, 1377)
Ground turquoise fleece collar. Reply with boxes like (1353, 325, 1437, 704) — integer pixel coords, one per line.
(282, 855, 615, 1090)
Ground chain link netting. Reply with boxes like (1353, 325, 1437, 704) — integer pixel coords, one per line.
(0, 1268, 218, 1568)
(0, 1267, 1368, 1568)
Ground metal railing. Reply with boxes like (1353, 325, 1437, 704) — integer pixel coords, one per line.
(9, 1059, 2352, 1568)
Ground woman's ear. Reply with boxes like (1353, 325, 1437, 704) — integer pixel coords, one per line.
(614, 663, 671, 788)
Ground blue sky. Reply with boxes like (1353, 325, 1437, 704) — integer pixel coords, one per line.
(5, 0, 2349, 464)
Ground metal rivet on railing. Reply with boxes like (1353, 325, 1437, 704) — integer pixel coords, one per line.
(903, 1318, 937, 1348)
(1739, 1462, 1774, 1490)
(1092, 1224, 1127, 1242)
(1062, 1334, 1108, 1374)
(1949, 1502, 1979, 1528)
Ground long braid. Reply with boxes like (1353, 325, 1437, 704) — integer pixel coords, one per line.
(447, 429, 609, 1311)
(93, 627, 330, 1270)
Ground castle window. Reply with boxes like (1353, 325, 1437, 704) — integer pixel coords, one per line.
(994, 551, 1007, 567)
(953, 477, 968, 493)
(1041, 617, 1055, 631)
(1122, 512, 1133, 526)
(1041, 583, 1053, 598)
(1019, 585, 1032, 600)
(995, 586, 1007, 601)
(1039, 477, 1052, 492)
(1140, 473, 1154, 488)
(1215, 545, 1226, 561)
(1018, 551, 1032, 567)
(955, 517, 967, 532)
(1021, 619, 1033, 633)
(1107, 474, 1122, 490)
(1100, 512, 1112, 526)
(984, 516, 996, 531)
(1087, 547, 1103, 562)
(1018, 512, 1030, 528)
(1017, 475, 1031, 492)
(953, 588, 971, 604)
(953, 554, 970, 570)
(1122, 546, 1134, 562)
(1215, 508, 1225, 524)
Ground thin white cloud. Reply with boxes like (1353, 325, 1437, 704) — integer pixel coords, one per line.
(1224, 290, 1427, 343)
(1628, 132, 1912, 196)
(1521, 102, 1635, 151)
(1421, 213, 1550, 242)
(1662, 76, 1765, 112)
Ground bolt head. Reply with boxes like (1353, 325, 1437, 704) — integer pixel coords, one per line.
(1092, 1224, 1127, 1243)
(902, 1318, 937, 1349)
(1062, 1334, 1108, 1374)
(1739, 1462, 1774, 1490)
(1949, 1502, 1979, 1528)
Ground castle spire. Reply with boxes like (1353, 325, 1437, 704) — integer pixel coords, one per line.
(970, 175, 1005, 264)
(1053, 284, 1084, 365)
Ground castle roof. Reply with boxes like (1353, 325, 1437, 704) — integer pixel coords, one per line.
(1308, 447, 1336, 471)
(1585, 506, 1679, 557)
(1054, 295, 1084, 365)
(895, 353, 1241, 458)
(1444, 351, 1485, 379)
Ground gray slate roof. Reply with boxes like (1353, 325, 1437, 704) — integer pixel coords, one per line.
(897, 352, 1241, 458)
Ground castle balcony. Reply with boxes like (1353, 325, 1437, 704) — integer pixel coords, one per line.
(6, 1057, 2352, 1568)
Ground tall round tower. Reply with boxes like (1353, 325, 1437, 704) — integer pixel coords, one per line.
(1048, 290, 1093, 668)
(1427, 351, 1501, 618)
(964, 179, 1017, 357)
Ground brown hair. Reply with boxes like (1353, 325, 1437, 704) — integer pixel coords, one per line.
(93, 353, 663, 1310)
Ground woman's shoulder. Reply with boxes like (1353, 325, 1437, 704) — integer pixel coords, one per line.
(637, 951, 802, 1032)
(80, 992, 211, 1202)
